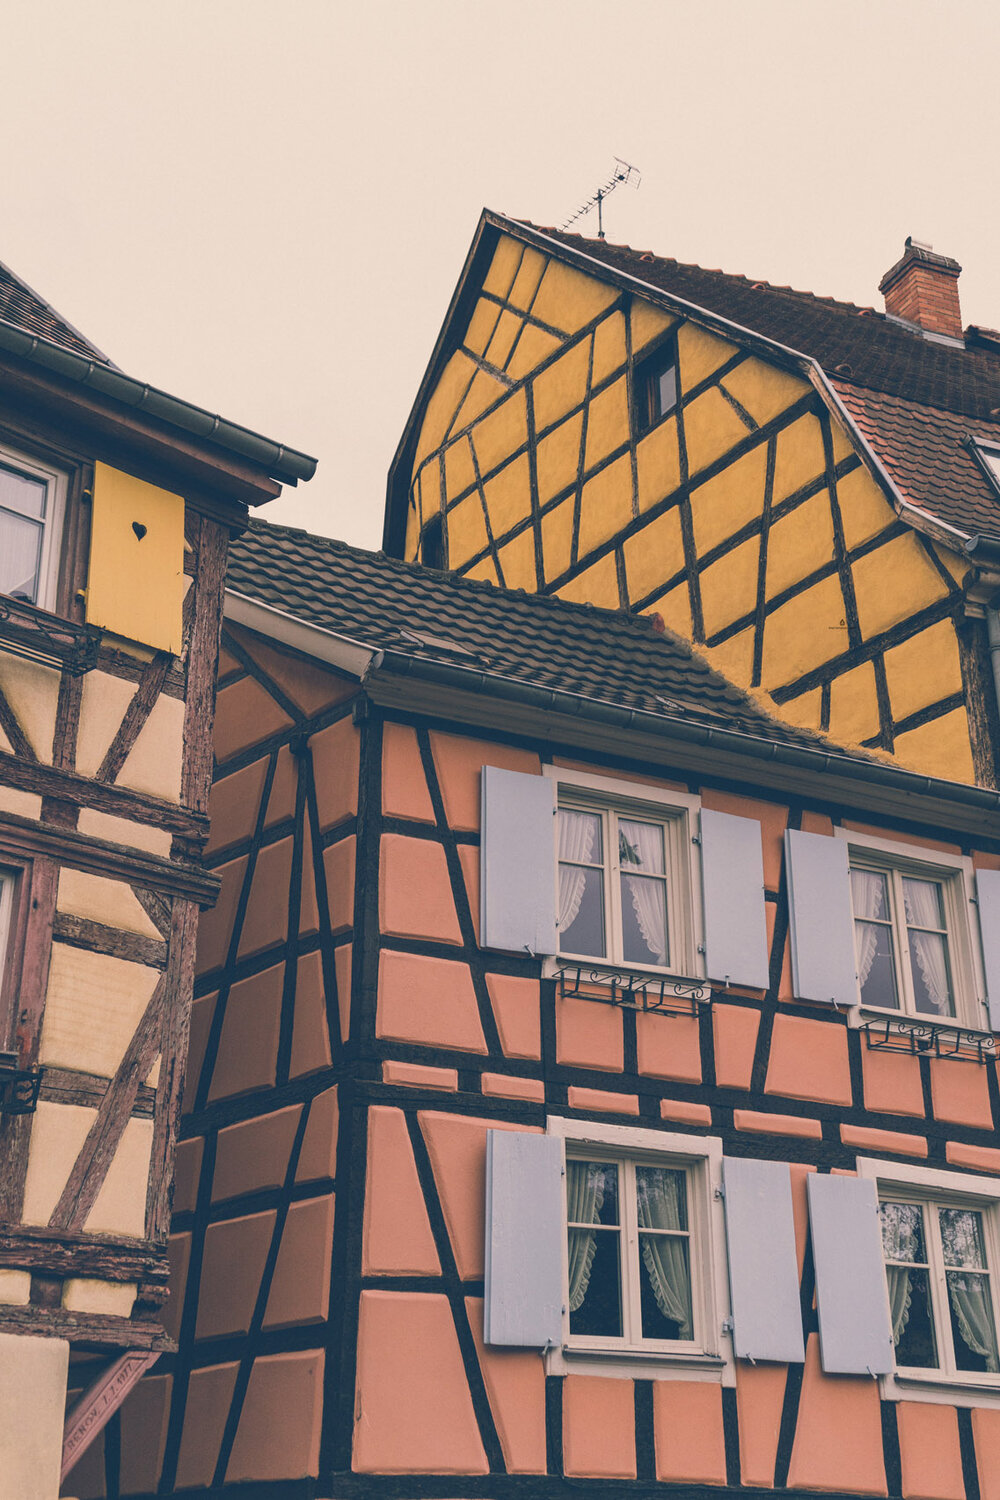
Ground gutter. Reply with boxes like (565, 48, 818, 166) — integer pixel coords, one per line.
(0, 318, 317, 488)
(223, 590, 380, 680)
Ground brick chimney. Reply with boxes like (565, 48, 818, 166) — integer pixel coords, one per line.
(879, 237, 963, 339)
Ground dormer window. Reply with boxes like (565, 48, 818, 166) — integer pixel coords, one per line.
(634, 344, 678, 437)
(970, 439, 1000, 500)
(0, 446, 67, 612)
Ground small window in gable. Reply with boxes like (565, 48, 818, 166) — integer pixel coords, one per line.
(634, 343, 678, 437)
(0, 446, 67, 612)
(420, 514, 444, 570)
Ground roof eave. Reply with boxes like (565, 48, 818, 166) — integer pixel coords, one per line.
(0, 318, 317, 493)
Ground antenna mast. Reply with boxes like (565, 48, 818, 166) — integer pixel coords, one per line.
(562, 158, 641, 239)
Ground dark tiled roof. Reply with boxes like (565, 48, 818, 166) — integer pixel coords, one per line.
(834, 382, 1000, 539)
(228, 519, 868, 754)
(0, 258, 110, 363)
(523, 223, 1000, 541)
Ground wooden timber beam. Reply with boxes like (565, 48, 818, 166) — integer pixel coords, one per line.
(61, 1350, 160, 1483)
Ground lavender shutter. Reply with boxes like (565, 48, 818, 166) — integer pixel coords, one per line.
(807, 1173, 894, 1375)
(484, 1131, 564, 1348)
(722, 1156, 805, 1362)
(700, 809, 770, 989)
(480, 767, 557, 955)
(784, 830, 858, 1007)
(975, 869, 1000, 1032)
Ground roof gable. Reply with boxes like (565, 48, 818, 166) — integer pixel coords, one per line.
(0, 257, 112, 364)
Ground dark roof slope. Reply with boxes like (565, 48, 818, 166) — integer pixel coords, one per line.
(229, 518, 869, 753)
(0, 258, 111, 363)
(518, 222, 1000, 543)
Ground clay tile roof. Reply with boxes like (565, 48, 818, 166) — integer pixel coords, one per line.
(0, 257, 111, 363)
(228, 518, 875, 756)
(525, 222, 1000, 540)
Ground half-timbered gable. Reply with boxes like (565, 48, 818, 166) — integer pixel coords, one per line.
(0, 259, 315, 1498)
(106, 519, 1000, 1500)
(385, 214, 1000, 788)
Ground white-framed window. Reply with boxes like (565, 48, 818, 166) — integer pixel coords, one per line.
(0, 867, 16, 975)
(858, 1157, 1000, 1406)
(0, 444, 68, 613)
(546, 1117, 730, 1381)
(545, 767, 702, 979)
(836, 827, 985, 1032)
(971, 439, 1000, 500)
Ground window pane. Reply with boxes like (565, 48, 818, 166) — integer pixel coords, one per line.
(903, 877, 946, 930)
(947, 1272, 1000, 1373)
(909, 930, 955, 1018)
(568, 1227, 622, 1337)
(940, 1209, 987, 1270)
(636, 1166, 688, 1232)
(656, 363, 677, 418)
(851, 866, 890, 919)
(559, 866, 605, 956)
(880, 1201, 926, 1264)
(639, 1232, 692, 1340)
(0, 511, 43, 602)
(0, 465, 46, 519)
(891, 1266, 939, 1368)
(559, 809, 602, 864)
(621, 874, 668, 966)
(856, 922, 899, 1009)
(619, 819, 664, 875)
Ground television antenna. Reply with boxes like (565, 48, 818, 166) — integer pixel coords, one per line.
(562, 158, 641, 240)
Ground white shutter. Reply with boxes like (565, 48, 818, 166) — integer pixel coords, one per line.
(484, 1131, 564, 1348)
(976, 869, 1000, 1032)
(807, 1173, 894, 1375)
(700, 809, 770, 989)
(785, 830, 858, 1007)
(480, 767, 557, 955)
(722, 1156, 804, 1362)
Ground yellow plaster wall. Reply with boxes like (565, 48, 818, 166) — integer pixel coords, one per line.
(0, 652, 59, 763)
(85, 1117, 154, 1237)
(57, 868, 162, 937)
(87, 464, 185, 655)
(63, 1279, 137, 1317)
(406, 235, 978, 782)
(22, 1102, 95, 1225)
(39, 943, 160, 1078)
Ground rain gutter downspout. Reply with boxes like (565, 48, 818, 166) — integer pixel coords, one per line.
(0, 318, 317, 487)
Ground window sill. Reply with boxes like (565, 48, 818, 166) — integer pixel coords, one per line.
(881, 1368, 1000, 1409)
(547, 1342, 730, 1383)
(848, 1007, 996, 1063)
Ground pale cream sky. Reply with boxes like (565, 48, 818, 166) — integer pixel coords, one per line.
(2, 0, 999, 547)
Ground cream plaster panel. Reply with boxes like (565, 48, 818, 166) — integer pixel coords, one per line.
(0, 722, 11, 753)
(85, 1118, 154, 1237)
(146, 1054, 161, 1088)
(76, 808, 173, 857)
(76, 672, 137, 777)
(57, 867, 161, 938)
(0, 1270, 30, 1305)
(0, 784, 41, 819)
(0, 1331, 68, 1500)
(63, 1278, 137, 1317)
(22, 1102, 96, 1226)
(0, 653, 59, 762)
(39, 943, 159, 1078)
(118, 691, 184, 803)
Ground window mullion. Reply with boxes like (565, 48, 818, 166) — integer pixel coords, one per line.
(607, 811, 622, 965)
(891, 867, 917, 1015)
(926, 1203, 955, 1375)
(622, 1160, 641, 1345)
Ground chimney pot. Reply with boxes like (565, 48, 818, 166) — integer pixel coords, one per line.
(879, 237, 963, 340)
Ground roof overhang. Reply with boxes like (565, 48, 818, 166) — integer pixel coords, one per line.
(0, 318, 316, 515)
(383, 210, 973, 560)
(225, 585, 1000, 843)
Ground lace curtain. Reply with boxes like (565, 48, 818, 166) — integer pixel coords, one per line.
(559, 811, 598, 935)
(621, 821, 668, 966)
(851, 869, 885, 987)
(948, 1275, 1000, 1371)
(566, 1161, 606, 1313)
(903, 880, 952, 1017)
(636, 1170, 692, 1337)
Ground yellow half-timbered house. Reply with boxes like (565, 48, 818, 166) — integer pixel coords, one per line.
(0, 258, 314, 1497)
(386, 218, 1000, 787)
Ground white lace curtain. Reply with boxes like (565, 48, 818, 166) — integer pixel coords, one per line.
(851, 869, 885, 987)
(559, 811, 598, 936)
(636, 1170, 692, 1336)
(566, 1161, 606, 1312)
(903, 879, 952, 1017)
(621, 821, 668, 966)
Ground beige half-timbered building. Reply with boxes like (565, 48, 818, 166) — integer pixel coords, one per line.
(0, 259, 314, 1497)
